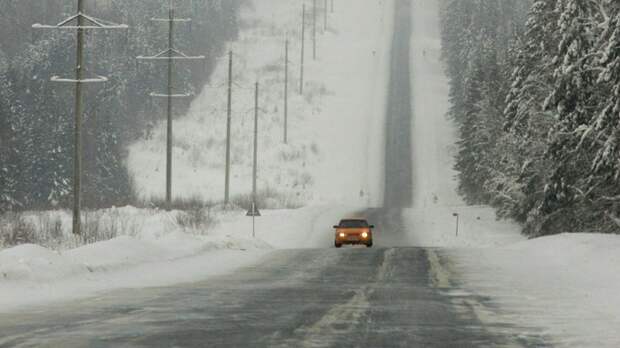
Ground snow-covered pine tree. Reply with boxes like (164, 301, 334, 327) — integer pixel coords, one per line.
(455, 1, 506, 204)
(0, 46, 19, 211)
(440, 0, 475, 124)
(537, 0, 601, 234)
(493, 0, 560, 227)
(584, 2, 620, 229)
(446, 0, 527, 205)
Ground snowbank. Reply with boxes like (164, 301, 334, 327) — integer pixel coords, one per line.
(0, 204, 363, 312)
(451, 233, 620, 347)
(0, 206, 267, 312)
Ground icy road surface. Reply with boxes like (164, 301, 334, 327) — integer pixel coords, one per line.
(0, 248, 545, 348)
(0, 1, 546, 347)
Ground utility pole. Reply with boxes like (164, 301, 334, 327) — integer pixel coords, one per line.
(246, 82, 261, 233)
(331, 0, 334, 13)
(324, 0, 328, 31)
(224, 50, 233, 205)
(33, 0, 127, 236)
(165, 7, 174, 210)
(137, 0, 205, 211)
(300, 4, 305, 94)
(284, 39, 289, 144)
(313, 0, 317, 60)
(74, 1, 85, 237)
(252, 81, 259, 211)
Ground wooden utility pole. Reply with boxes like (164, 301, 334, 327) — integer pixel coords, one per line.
(331, 0, 334, 13)
(224, 50, 233, 204)
(284, 39, 289, 144)
(313, 0, 317, 60)
(137, 0, 205, 211)
(73, 0, 85, 236)
(33, 0, 127, 236)
(252, 82, 259, 208)
(246, 82, 261, 227)
(324, 0, 327, 31)
(165, 5, 174, 208)
(300, 4, 305, 94)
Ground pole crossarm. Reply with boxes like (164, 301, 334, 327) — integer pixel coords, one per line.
(137, 48, 205, 61)
(33, 12, 128, 30)
(149, 92, 192, 98)
(50, 75, 108, 83)
(150, 17, 191, 23)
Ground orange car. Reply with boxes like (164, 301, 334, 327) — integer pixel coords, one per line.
(333, 219, 374, 248)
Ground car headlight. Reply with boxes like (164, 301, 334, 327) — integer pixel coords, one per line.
(361, 232, 368, 238)
(339, 232, 346, 238)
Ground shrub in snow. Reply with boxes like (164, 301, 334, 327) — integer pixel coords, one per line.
(175, 207, 216, 233)
(0, 213, 36, 247)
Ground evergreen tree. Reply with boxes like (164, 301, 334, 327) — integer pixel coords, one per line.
(0, 46, 19, 211)
(537, 0, 601, 234)
(584, 3, 620, 228)
(494, 0, 560, 227)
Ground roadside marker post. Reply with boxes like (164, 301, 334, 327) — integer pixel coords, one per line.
(452, 213, 459, 237)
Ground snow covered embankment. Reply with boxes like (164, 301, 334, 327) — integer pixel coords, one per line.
(0, 204, 363, 312)
(0, 207, 267, 312)
(451, 234, 620, 348)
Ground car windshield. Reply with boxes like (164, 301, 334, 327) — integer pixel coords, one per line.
(339, 220, 369, 228)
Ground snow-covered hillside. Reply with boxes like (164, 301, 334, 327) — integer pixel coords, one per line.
(128, 0, 391, 207)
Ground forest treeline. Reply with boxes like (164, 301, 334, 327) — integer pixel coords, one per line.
(440, 0, 620, 236)
(0, 0, 241, 211)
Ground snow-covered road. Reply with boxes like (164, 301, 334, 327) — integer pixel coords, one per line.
(0, 248, 544, 348)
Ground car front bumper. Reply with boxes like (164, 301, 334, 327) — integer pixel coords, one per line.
(335, 236, 372, 245)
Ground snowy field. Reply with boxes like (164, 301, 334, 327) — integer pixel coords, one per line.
(0, 0, 394, 312)
(127, 0, 390, 207)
